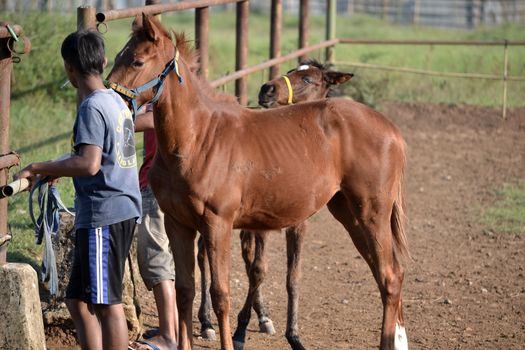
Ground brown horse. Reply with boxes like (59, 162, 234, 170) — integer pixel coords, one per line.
(195, 60, 355, 347)
(108, 14, 409, 350)
(232, 61, 355, 348)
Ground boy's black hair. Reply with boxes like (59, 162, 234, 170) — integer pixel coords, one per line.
(61, 30, 105, 75)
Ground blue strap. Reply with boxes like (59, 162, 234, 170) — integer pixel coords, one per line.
(135, 340, 161, 350)
(29, 178, 74, 296)
(107, 51, 182, 120)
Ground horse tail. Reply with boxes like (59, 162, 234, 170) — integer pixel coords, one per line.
(391, 141, 410, 261)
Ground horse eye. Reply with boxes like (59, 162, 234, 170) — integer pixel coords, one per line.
(302, 76, 313, 84)
(132, 60, 144, 68)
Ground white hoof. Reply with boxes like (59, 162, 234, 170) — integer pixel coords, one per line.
(201, 328, 217, 341)
(259, 318, 276, 335)
(394, 323, 408, 350)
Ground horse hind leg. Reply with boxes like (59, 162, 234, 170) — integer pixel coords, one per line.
(197, 235, 217, 340)
(327, 192, 408, 350)
(233, 230, 273, 350)
(284, 222, 307, 350)
(242, 230, 276, 335)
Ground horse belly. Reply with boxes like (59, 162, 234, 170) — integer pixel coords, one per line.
(234, 177, 338, 230)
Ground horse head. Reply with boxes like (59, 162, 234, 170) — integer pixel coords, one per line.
(107, 13, 194, 111)
(258, 60, 353, 108)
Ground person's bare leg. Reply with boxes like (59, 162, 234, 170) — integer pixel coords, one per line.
(95, 303, 129, 350)
(131, 280, 179, 350)
(153, 280, 179, 348)
(66, 298, 102, 350)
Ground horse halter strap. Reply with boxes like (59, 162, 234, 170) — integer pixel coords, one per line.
(106, 49, 183, 119)
(282, 75, 294, 105)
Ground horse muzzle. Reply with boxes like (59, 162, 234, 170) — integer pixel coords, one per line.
(258, 83, 278, 108)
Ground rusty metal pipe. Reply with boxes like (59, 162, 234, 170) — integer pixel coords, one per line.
(97, 0, 243, 23)
(269, 0, 282, 80)
(195, 7, 209, 78)
(235, 0, 249, 105)
(0, 154, 20, 170)
(298, 0, 309, 63)
(0, 30, 12, 264)
(339, 38, 525, 46)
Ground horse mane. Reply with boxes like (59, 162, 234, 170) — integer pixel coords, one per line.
(131, 16, 238, 105)
(172, 31, 239, 105)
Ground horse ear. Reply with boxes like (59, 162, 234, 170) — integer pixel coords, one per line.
(132, 15, 143, 31)
(324, 72, 354, 86)
(142, 13, 157, 42)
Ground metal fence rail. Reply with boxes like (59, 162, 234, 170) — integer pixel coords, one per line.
(336, 38, 525, 119)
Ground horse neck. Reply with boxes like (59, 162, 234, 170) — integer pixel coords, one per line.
(153, 71, 209, 158)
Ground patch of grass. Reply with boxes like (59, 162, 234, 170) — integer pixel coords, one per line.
(482, 181, 525, 234)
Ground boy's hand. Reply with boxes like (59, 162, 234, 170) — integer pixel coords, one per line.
(14, 164, 38, 191)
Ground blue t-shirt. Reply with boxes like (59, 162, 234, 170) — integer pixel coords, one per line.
(72, 89, 141, 229)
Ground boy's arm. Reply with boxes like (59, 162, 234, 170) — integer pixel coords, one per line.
(16, 144, 102, 183)
(134, 110, 154, 132)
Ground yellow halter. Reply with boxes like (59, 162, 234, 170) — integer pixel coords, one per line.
(282, 75, 293, 105)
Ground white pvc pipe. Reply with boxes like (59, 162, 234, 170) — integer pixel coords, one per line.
(2, 178, 30, 197)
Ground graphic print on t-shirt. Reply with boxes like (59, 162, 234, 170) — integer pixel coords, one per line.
(116, 108, 137, 168)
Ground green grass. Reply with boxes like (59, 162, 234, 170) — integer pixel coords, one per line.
(482, 182, 525, 235)
(2, 10, 525, 263)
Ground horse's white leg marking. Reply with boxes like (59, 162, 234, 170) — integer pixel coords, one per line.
(394, 323, 408, 350)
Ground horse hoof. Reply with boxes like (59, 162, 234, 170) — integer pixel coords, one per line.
(259, 318, 276, 335)
(233, 339, 245, 350)
(394, 323, 408, 350)
(201, 328, 217, 341)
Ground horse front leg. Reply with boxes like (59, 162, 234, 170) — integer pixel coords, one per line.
(284, 222, 307, 350)
(233, 230, 273, 350)
(165, 215, 197, 350)
(201, 216, 234, 350)
(197, 235, 216, 340)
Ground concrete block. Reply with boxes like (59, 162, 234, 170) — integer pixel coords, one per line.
(0, 263, 46, 350)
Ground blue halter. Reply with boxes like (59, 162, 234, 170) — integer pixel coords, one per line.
(106, 50, 183, 119)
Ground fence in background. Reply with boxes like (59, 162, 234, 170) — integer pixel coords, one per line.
(4, 0, 525, 29)
(88, 0, 337, 105)
(347, 0, 525, 28)
(335, 38, 525, 119)
(87, 0, 524, 116)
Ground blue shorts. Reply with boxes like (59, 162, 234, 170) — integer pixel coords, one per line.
(65, 218, 135, 304)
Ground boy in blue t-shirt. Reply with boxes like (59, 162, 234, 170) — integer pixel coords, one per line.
(16, 30, 141, 350)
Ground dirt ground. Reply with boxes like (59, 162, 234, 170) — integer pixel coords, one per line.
(45, 102, 525, 350)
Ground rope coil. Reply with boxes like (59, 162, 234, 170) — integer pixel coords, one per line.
(29, 178, 74, 295)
